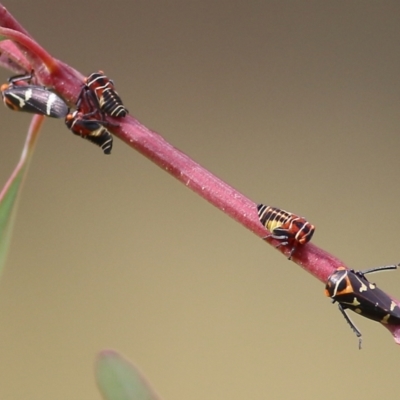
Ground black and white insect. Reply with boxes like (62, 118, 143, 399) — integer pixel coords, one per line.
(65, 87, 116, 154)
(325, 264, 400, 349)
(1, 72, 69, 118)
(65, 109, 113, 155)
(83, 71, 127, 117)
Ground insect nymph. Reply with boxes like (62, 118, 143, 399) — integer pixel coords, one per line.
(325, 264, 400, 348)
(84, 71, 127, 117)
(257, 204, 315, 259)
(65, 89, 114, 154)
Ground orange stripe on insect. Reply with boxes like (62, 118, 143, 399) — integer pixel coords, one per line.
(257, 204, 315, 259)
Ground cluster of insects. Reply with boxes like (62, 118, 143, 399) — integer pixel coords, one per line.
(256, 203, 400, 348)
(1, 70, 128, 154)
(2, 68, 398, 349)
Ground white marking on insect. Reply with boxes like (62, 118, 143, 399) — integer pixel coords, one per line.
(25, 88, 32, 101)
(9, 91, 26, 109)
(354, 275, 368, 292)
(331, 271, 347, 298)
(47, 93, 57, 115)
(341, 298, 361, 307)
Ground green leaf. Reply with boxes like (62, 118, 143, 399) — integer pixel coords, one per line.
(96, 350, 162, 400)
(0, 115, 43, 274)
(0, 168, 23, 270)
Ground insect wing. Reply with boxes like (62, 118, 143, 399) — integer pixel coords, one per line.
(326, 268, 400, 325)
(347, 272, 400, 324)
(2, 85, 68, 118)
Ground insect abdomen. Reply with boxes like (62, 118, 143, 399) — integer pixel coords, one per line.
(258, 205, 290, 231)
(85, 71, 127, 117)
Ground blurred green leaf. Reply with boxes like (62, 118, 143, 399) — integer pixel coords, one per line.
(96, 350, 162, 400)
(0, 168, 23, 271)
(0, 115, 43, 274)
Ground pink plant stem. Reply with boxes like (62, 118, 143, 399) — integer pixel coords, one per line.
(0, 115, 44, 200)
(0, 3, 349, 282)
(0, 4, 31, 37)
(116, 116, 345, 283)
(0, 27, 57, 72)
(0, 25, 83, 103)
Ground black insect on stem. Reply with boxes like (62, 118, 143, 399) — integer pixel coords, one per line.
(83, 70, 128, 118)
(325, 264, 400, 349)
(65, 88, 115, 155)
(1, 71, 69, 118)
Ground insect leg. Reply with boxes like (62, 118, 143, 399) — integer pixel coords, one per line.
(337, 303, 362, 349)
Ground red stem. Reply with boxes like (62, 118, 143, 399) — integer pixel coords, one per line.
(0, 27, 57, 72)
(0, 4, 31, 37)
(115, 116, 345, 282)
(0, 8, 341, 281)
(0, 26, 83, 104)
(0, 3, 350, 283)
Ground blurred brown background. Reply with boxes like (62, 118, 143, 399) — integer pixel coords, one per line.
(0, 1, 400, 399)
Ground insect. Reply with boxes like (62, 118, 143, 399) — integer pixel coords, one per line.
(257, 204, 315, 259)
(65, 110, 113, 154)
(83, 70, 127, 117)
(1, 72, 69, 118)
(65, 87, 115, 154)
(325, 264, 400, 349)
